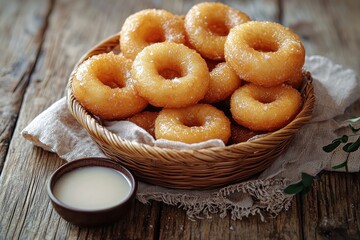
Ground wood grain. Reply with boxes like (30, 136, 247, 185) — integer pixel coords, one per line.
(0, 0, 52, 173)
(283, 0, 360, 71)
(159, 200, 301, 240)
(301, 172, 360, 239)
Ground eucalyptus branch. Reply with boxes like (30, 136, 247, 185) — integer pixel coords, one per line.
(284, 173, 316, 196)
(322, 117, 360, 170)
(284, 117, 359, 196)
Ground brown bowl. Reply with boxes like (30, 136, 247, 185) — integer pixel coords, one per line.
(47, 158, 137, 227)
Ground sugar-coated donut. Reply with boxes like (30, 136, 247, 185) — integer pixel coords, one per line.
(225, 21, 305, 87)
(128, 111, 159, 137)
(202, 62, 241, 103)
(185, 2, 250, 60)
(155, 104, 231, 144)
(230, 84, 302, 131)
(120, 9, 185, 60)
(286, 70, 303, 89)
(72, 52, 148, 120)
(132, 42, 210, 108)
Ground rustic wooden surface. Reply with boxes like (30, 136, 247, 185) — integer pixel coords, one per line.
(0, 0, 359, 239)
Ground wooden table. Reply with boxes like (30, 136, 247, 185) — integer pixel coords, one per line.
(1, 0, 359, 239)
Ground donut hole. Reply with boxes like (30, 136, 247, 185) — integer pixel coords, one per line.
(158, 67, 183, 80)
(183, 116, 203, 127)
(254, 94, 276, 104)
(157, 59, 185, 80)
(207, 19, 229, 36)
(96, 70, 124, 89)
(250, 40, 279, 53)
(145, 29, 166, 44)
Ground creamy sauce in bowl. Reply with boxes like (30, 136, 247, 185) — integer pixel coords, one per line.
(53, 166, 131, 210)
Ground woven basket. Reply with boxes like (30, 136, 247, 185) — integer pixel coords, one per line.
(66, 34, 315, 190)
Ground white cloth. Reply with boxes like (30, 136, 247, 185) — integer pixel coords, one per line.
(22, 56, 360, 220)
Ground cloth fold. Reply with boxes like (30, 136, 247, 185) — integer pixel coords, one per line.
(22, 55, 360, 220)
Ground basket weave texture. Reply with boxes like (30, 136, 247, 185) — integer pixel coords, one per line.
(66, 34, 315, 190)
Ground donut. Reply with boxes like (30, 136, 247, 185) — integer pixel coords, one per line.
(155, 104, 231, 144)
(185, 2, 250, 60)
(202, 62, 241, 104)
(230, 83, 302, 131)
(225, 21, 305, 87)
(286, 70, 304, 89)
(120, 9, 186, 60)
(131, 42, 210, 108)
(72, 52, 148, 120)
(128, 111, 159, 137)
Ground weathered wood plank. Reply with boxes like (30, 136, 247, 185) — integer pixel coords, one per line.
(159, 199, 301, 240)
(0, 0, 162, 238)
(283, 0, 360, 71)
(0, 0, 52, 174)
(301, 172, 360, 239)
(283, 0, 360, 238)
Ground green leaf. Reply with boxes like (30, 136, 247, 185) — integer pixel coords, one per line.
(349, 117, 360, 123)
(322, 140, 341, 152)
(343, 137, 360, 152)
(343, 143, 353, 151)
(284, 182, 304, 195)
(340, 135, 349, 143)
(301, 172, 314, 187)
(302, 186, 311, 195)
(332, 161, 348, 169)
(349, 124, 360, 133)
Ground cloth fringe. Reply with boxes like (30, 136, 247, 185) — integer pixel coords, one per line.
(137, 178, 292, 221)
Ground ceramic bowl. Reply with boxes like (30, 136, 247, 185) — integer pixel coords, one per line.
(47, 158, 137, 227)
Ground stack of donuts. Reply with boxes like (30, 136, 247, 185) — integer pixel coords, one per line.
(72, 2, 305, 145)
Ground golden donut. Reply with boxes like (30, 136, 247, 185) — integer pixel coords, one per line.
(128, 111, 159, 137)
(155, 104, 231, 144)
(185, 2, 250, 60)
(286, 70, 303, 89)
(120, 9, 185, 60)
(202, 62, 242, 104)
(72, 52, 148, 120)
(225, 21, 305, 87)
(132, 42, 210, 108)
(230, 84, 302, 131)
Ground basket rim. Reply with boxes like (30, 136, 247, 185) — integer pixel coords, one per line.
(66, 33, 315, 155)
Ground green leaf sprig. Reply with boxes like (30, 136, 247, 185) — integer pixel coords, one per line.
(322, 117, 360, 170)
(284, 117, 359, 196)
(284, 173, 316, 195)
